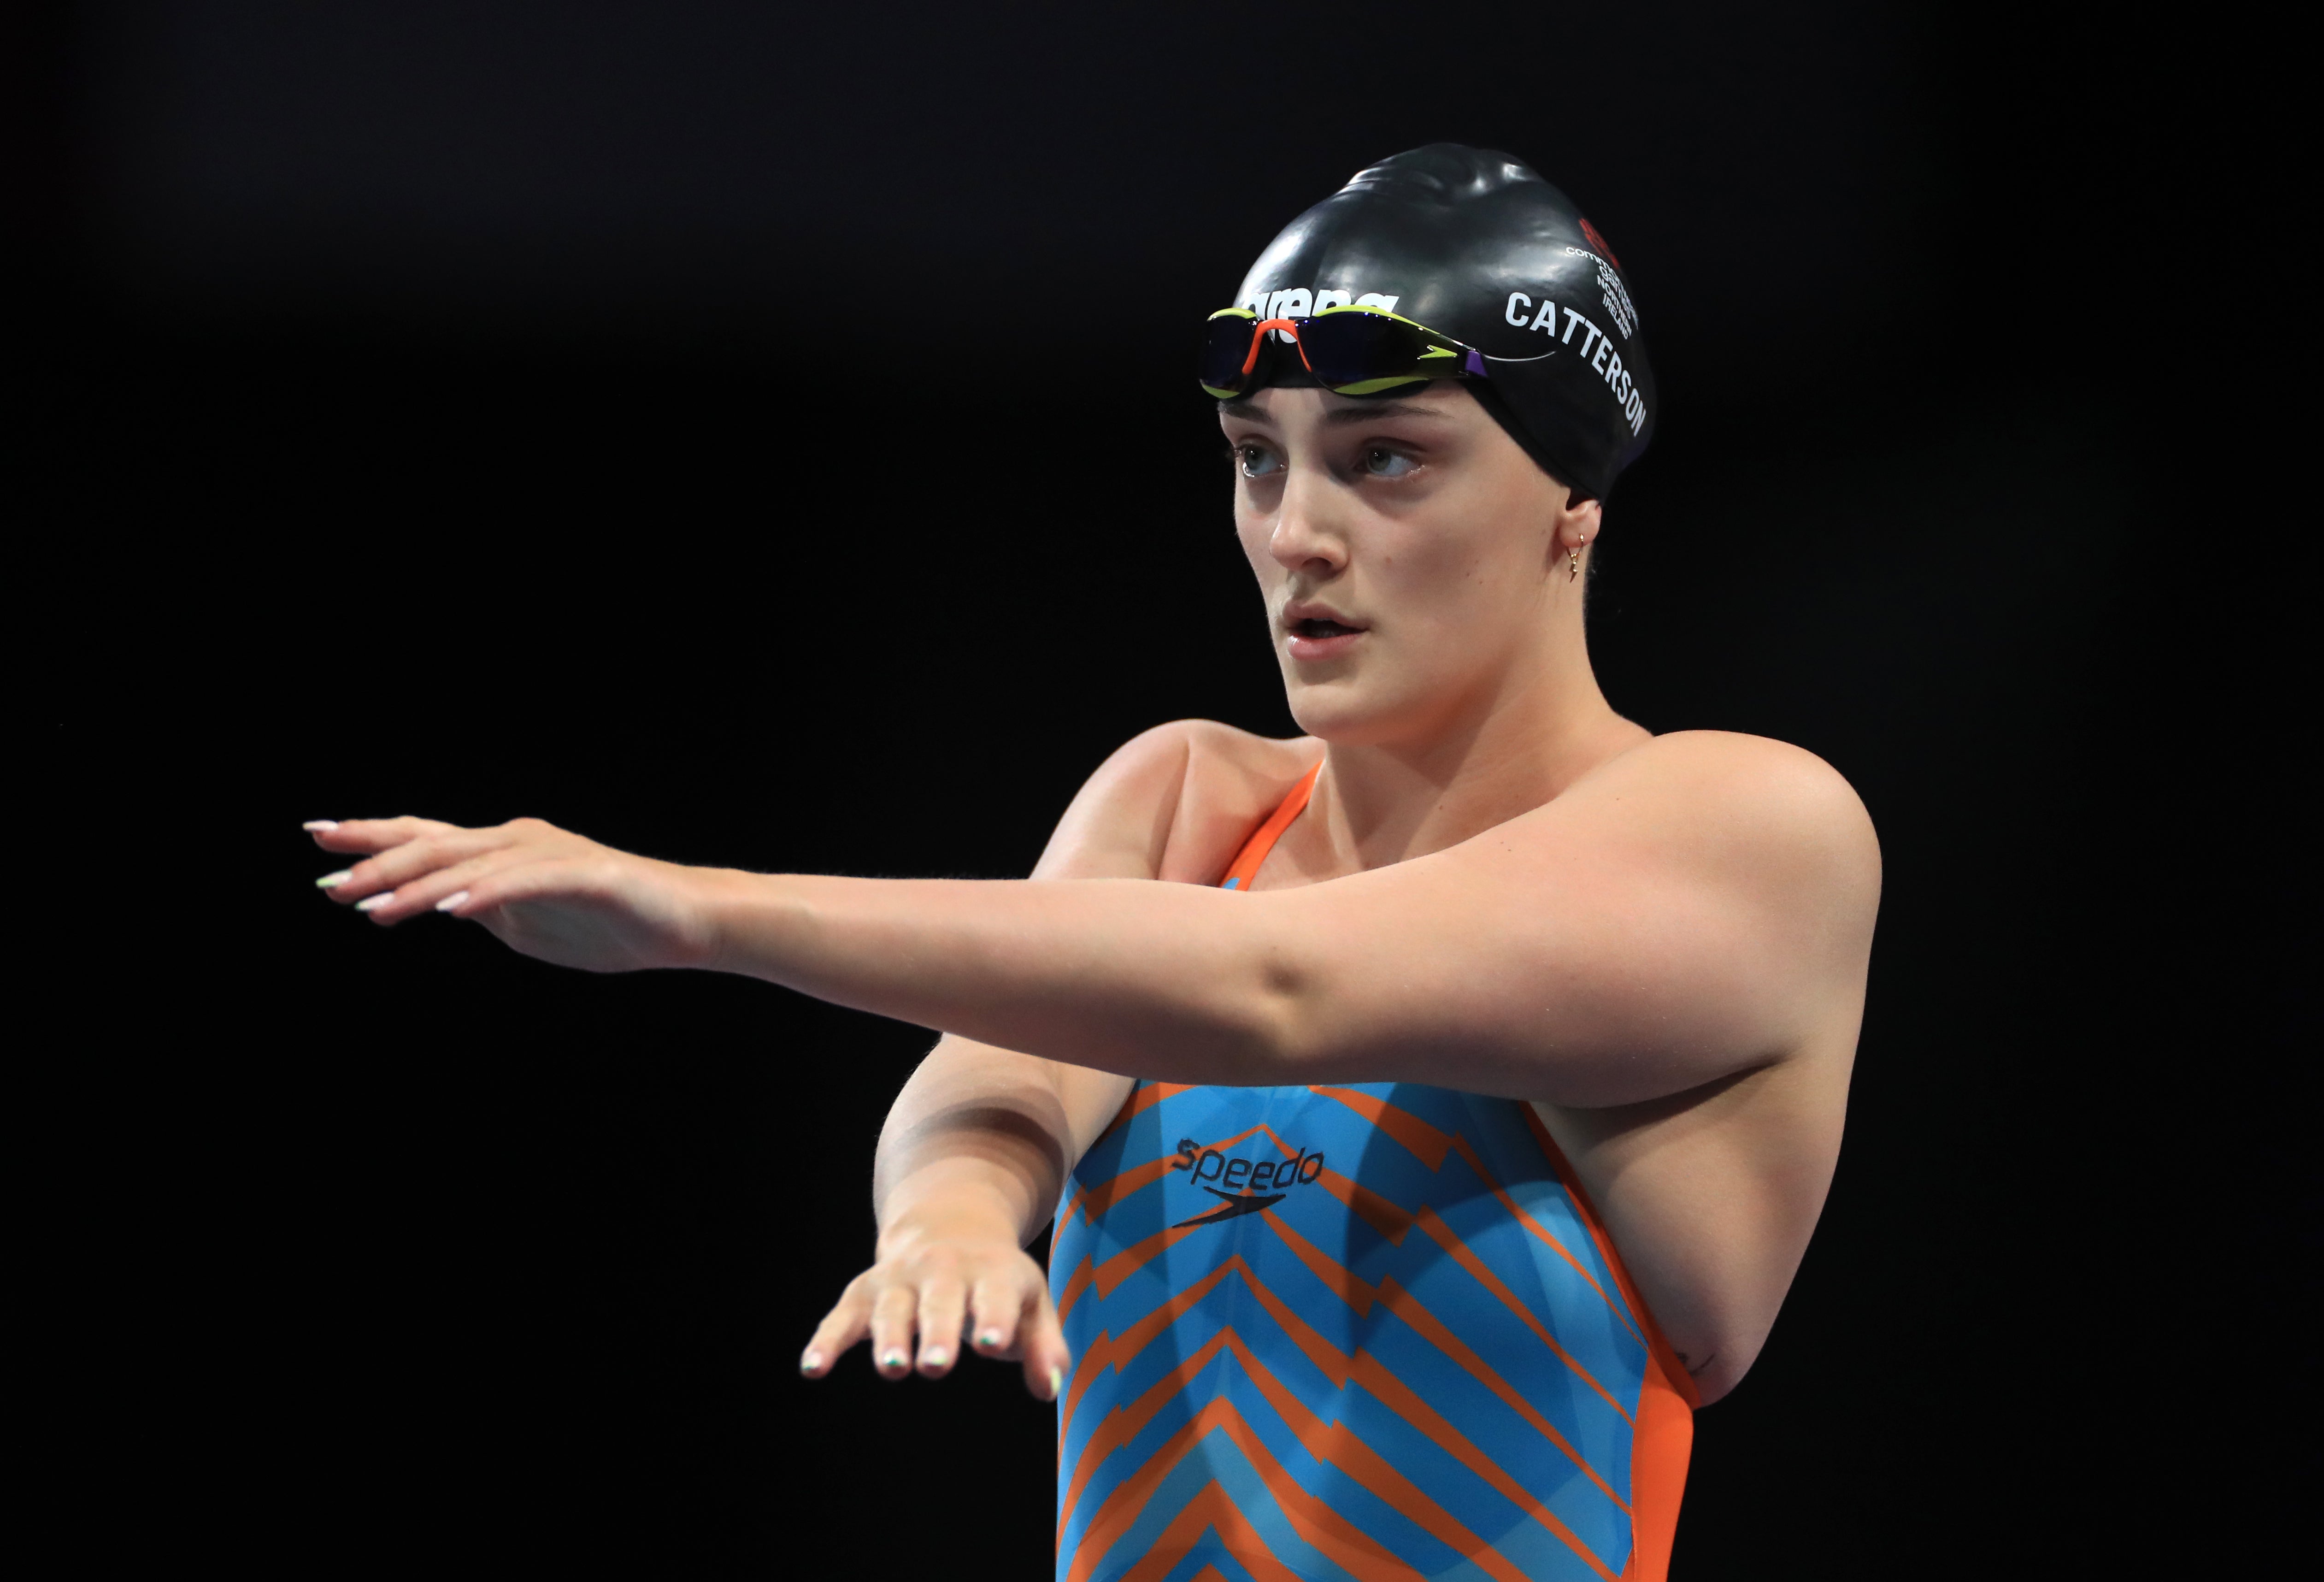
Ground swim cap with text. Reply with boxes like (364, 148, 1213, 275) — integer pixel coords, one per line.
(1232, 143, 1653, 501)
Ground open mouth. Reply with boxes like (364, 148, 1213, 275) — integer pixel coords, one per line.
(1282, 601, 1367, 653)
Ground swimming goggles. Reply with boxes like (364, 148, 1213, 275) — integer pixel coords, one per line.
(1199, 305, 1491, 400)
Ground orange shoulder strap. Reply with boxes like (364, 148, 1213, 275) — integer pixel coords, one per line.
(1218, 761, 1322, 891)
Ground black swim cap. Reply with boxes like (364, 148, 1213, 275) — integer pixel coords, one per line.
(1229, 144, 1653, 502)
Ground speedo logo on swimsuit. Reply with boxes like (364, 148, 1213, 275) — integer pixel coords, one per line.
(1167, 1137, 1326, 1228)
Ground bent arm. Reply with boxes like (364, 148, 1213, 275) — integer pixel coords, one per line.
(866, 719, 1282, 1245)
(794, 721, 1291, 1391)
(873, 1036, 1130, 1252)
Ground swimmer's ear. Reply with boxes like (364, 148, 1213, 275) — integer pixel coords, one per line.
(1553, 491, 1603, 565)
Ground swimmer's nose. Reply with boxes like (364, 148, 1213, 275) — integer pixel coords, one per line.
(1266, 471, 1349, 578)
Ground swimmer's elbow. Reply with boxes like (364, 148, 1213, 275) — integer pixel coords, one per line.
(1213, 892, 1432, 1083)
(1236, 948, 1355, 1082)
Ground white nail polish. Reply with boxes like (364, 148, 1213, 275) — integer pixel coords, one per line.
(355, 892, 395, 913)
(436, 891, 470, 912)
(316, 871, 352, 889)
(799, 1351, 824, 1374)
(923, 1349, 949, 1367)
(302, 820, 339, 832)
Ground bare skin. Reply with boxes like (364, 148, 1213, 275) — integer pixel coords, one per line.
(306, 382, 1877, 1407)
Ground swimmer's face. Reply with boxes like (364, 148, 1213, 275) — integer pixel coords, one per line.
(1219, 384, 1599, 747)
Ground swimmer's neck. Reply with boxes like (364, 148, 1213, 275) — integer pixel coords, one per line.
(1302, 653, 1648, 873)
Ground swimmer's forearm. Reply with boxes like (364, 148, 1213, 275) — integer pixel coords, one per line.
(871, 1039, 1083, 1248)
(701, 871, 1297, 1084)
(812, 1032, 1088, 1394)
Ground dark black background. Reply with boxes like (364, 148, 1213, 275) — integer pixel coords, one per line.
(24, 3, 2305, 1576)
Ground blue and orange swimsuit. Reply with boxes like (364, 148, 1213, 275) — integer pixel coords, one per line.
(1049, 766, 1698, 1582)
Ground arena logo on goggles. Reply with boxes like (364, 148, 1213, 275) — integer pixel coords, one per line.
(1236, 287, 1402, 341)
(1504, 291, 1649, 436)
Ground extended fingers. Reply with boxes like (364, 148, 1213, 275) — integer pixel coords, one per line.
(306, 816, 458, 856)
(312, 818, 597, 925)
(868, 1285, 918, 1379)
(800, 1279, 875, 1379)
(318, 842, 522, 927)
(1016, 1287, 1071, 1402)
(800, 1277, 923, 1382)
(915, 1278, 969, 1377)
(965, 1269, 1069, 1400)
(804, 1250, 1062, 1391)
(346, 848, 546, 925)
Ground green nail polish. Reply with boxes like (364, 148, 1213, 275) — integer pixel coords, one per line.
(316, 871, 352, 889)
(1047, 1365, 1064, 1398)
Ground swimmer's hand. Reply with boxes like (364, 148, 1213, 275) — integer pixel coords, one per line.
(306, 816, 726, 973)
(799, 1192, 1070, 1400)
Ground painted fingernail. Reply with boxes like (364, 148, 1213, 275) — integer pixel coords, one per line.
(316, 871, 353, 889)
(799, 1350, 824, 1374)
(1047, 1365, 1064, 1399)
(355, 892, 395, 913)
(880, 1350, 908, 1369)
(979, 1329, 1005, 1349)
(921, 1348, 949, 1368)
(302, 820, 339, 833)
(436, 891, 470, 912)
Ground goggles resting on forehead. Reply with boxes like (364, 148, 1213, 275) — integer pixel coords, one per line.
(1198, 305, 1490, 401)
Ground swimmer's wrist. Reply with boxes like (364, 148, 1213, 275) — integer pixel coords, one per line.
(877, 1171, 1029, 1258)
(687, 867, 810, 979)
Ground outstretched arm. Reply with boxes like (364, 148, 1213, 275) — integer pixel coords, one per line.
(314, 731, 1877, 1110)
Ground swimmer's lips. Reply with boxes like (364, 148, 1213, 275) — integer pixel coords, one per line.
(1171, 1186, 1289, 1229)
(1283, 601, 1367, 659)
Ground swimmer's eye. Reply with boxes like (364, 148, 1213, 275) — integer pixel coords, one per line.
(1235, 443, 1283, 480)
(1361, 446, 1418, 479)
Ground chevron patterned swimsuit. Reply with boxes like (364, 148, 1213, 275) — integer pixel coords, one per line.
(1048, 766, 1697, 1582)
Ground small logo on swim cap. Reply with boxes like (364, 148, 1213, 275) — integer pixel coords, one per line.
(1579, 217, 1622, 269)
(1597, 260, 1638, 340)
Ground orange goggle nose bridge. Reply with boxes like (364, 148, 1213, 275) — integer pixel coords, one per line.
(1241, 318, 1310, 378)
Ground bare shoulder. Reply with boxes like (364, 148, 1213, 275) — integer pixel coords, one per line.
(1036, 721, 1321, 884)
(1585, 731, 1875, 841)
(1548, 730, 1881, 933)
